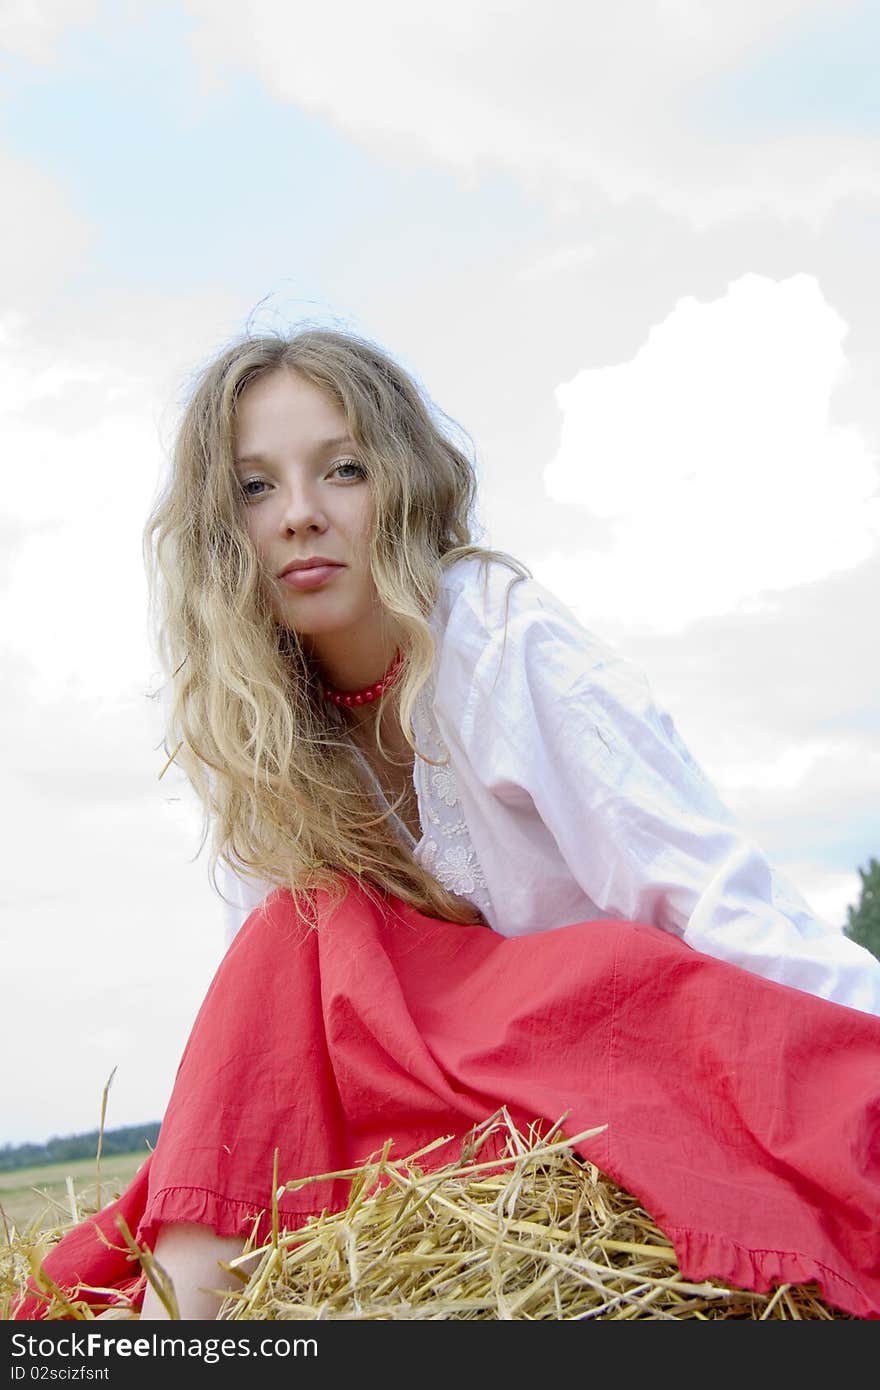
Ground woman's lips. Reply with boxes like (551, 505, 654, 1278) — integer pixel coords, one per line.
(280, 564, 343, 591)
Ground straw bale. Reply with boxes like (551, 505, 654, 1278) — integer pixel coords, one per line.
(220, 1110, 851, 1320)
(1, 1111, 855, 1320)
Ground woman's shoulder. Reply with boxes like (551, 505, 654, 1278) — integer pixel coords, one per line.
(429, 554, 645, 758)
(436, 551, 599, 651)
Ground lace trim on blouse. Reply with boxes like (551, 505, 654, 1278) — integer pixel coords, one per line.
(410, 681, 493, 919)
(340, 682, 492, 920)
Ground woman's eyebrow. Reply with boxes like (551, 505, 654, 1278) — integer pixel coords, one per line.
(234, 435, 356, 468)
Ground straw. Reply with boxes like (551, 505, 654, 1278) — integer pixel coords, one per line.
(1, 1109, 854, 1321)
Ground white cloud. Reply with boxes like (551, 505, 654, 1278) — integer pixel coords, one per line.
(718, 736, 880, 844)
(0, 355, 163, 703)
(515, 240, 598, 283)
(0, 0, 101, 63)
(0, 280, 249, 701)
(0, 297, 249, 1142)
(1, 794, 224, 1143)
(0, 151, 92, 306)
(534, 273, 879, 634)
(718, 738, 838, 793)
(183, 0, 880, 229)
(0, 663, 224, 1142)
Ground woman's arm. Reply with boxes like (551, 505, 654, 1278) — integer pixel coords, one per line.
(139, 1223, 247, 1320)
(451, 589, 880, 1014)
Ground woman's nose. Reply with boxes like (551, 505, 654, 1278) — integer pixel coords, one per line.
(278, 485, 327, 534)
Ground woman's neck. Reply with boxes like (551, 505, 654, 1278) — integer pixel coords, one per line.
(337, 680, 411, 756)
(308, 616, 405, 694)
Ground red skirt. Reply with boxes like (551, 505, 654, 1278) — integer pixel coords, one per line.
(14, 878, 880, 1319)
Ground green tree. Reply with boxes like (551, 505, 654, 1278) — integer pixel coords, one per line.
(844, 856, 880, 961)
(0, 1122, 161, 1173)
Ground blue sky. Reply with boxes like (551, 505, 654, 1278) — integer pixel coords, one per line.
(0, 3, 544, 308)
(704, 0, 880, 131)
(2, 0, 879, 1145)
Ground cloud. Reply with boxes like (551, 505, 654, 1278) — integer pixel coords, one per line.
(515, 241, 598, 283)
(1, 788, 224, 1143)
(534, 272, 879, 634)
(182, 0, 880, 229)
(0, 375, 162, 702)
(0, 151, 92, 307)
(0, 656, 222, 1144)
(0, 271, 271, 1140)
(0, 0, 101, 63)
(0, 278, 250, 702)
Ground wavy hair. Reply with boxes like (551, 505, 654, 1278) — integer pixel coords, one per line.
(144, 325, 530, 928)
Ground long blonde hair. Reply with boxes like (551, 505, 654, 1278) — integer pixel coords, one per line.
(145, 326, 530, 928)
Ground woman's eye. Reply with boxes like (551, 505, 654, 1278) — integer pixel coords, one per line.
(332, 458, 366, 480)
(240, 477, 267, 499)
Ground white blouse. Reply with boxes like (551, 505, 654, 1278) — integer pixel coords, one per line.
(220, 555, 880, 1017)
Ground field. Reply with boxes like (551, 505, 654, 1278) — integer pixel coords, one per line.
(0, 1152, 147, 1233)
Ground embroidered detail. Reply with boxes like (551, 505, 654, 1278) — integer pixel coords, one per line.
(430, 763, 459, 807)
(423, 840, 486, 896)
(411, 682, 492, 919)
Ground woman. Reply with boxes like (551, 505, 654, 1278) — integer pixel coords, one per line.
(17, 327, 880, 1321)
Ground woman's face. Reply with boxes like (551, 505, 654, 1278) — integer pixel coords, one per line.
(232, 367, 379, 654)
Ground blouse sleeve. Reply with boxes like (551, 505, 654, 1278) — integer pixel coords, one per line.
(457, 591, 880, 1016)
(216, 856, 276, 949)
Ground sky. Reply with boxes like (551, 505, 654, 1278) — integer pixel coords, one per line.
(2, 0, 879, 1146)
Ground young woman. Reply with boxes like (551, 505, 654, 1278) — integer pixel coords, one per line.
(16, 328, 880, 1321)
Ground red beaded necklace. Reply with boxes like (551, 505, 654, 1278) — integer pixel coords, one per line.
(320, 650, 404, 710)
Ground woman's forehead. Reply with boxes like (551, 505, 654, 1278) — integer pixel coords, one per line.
(233, 369, 350, 453)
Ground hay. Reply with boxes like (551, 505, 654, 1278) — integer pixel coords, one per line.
(217, 1110, 850, 1321)
(2, 1109, 854, 1321)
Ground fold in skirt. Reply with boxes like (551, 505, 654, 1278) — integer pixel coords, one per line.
(14, 878, 880, 1319)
